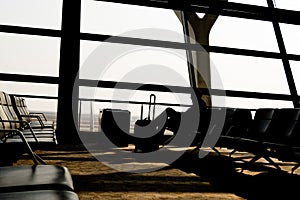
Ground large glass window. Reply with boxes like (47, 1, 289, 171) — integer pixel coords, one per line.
(1, 0, 298, 118)
(79, 38, 191, 131)
(0, 0, 62, 123)
(0, 33, 59, 113)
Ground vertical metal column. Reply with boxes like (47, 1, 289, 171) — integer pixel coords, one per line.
(267, 0, 299, 107)
(78, 99, 82, 130)
(180, 11, 197, 88)
(90, 101, 94, 132)
(56, 0, 82, 143)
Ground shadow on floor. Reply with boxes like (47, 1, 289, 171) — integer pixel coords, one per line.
(32, 143, 300, 199)
(171, 151, 300, 199)
(72, 171, 215, 193)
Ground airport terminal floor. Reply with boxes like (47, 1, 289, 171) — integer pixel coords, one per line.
(15, 143, 300, 200)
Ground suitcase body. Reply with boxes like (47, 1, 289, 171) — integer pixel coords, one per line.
(100, 108, 131, 147)
(133, 94, 164, 152)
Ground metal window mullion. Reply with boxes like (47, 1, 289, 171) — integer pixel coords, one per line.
(80, 33, 300, 61)
(267, 0, 299, 107)
(95, 0, 300, 26)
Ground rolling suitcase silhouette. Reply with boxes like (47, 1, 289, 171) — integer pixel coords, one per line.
(134, 94, 156, 138)
(100, 108, 131, 147)
(133, 94, 166, 152)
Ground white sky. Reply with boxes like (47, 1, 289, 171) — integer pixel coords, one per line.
(0, 0, 299, 113)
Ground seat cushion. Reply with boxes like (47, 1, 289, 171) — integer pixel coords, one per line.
(0, 165, 74, 192)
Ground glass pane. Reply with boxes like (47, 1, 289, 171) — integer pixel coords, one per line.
(0, 33, 60, 77)
(275, 0, 300, 11)
(80, 40, 99, 68)
(24, 97, 57, 129)
(210, 53, 290, 95)
(290, 61, 300, 92)
(25, 98, 57, 114)
(280, 23, 300, 55)
(80, 86, 191, 103)
(81, 0, 184, 42)
(0, 0, 62, 29)
(79, 87, 191, 132)
(0, 81, 58, 97)
(0, 81, 58, 112)
(212, 96, 293, 109)
(80, 40, 190, 87)
(229, 0, 267, 6)
(210, 16, 279, 52)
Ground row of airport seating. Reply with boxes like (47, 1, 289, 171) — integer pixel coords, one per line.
(0, 91, 79, 199)
(212, 107, 300, 173)
(12, 95, 55, 129)
(0, 91, 57, 164)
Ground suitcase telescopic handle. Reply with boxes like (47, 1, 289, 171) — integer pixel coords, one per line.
(148, 94, 156, 120)
(140, 104, 144, 120)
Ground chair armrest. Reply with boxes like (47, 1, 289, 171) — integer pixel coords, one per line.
(20, 114, 45, 127)
(0, 129, 46, 165)
(291, 145, 300, 152)
(222, 125, 235, 136)
(263, 141, 290, 150)
(0, 120, 38, 142)
(238, 137, 262, 144)
(29, 112, 47, 121)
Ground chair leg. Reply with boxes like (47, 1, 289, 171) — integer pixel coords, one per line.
(248, 155, 261, 164)
(263, 156, 281, 170)
(229, 149, 237, 157)
(33, 153, 47, 165)
(291, 163, 300, 174)
(212, 147, 221, 156)
(247, 154, 281, 170)
(7, 129, 47, 165)
(14, 130, 39, 165)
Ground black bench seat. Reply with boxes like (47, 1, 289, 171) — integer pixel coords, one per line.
(0, 165, 74, 193)
(0, 190, 79, 200)
(213, 107, 300, 172)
